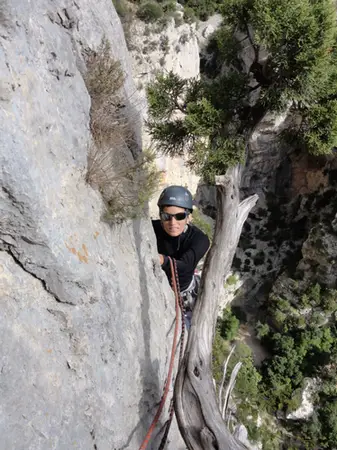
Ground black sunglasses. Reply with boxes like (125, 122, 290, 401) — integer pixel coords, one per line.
(160, 211, 188, 221)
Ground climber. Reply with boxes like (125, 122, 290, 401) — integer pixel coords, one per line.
(152, 185, 210, 324)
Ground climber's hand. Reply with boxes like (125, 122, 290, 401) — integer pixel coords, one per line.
(159, 254, 164, 265)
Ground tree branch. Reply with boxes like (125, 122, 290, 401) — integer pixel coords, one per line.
(174, 165, 258, 450)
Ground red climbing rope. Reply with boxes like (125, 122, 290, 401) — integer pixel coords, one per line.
(158, 258, 186, 450)
(138, 257, 184, 450)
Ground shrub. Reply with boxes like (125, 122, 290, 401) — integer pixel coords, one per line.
(162, 1, 176, 13)
(212, 331, 230, 383)
(84, 39, 124, 108)
(183, 7, 197, 24)
(136, 2, 164, 23)
(225, 274, 238, 286)
(84, 39, 161, 222)
(218, 308, 240, 341)
(112, 0, 129, 18)
(101, 149, 162, 222)
(180, 0, 220, 21)
(154, 15, 170, 33)
(256, 321, 270, 339)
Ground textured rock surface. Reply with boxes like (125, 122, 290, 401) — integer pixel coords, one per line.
(128, 17, 201, 217)
(0, 1, 184, 449)
(286, 379, 319, 421)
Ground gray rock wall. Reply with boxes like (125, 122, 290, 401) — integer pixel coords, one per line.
(0, 1, 183, 449)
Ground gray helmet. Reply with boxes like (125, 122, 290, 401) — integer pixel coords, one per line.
(157, 185, 193, 211)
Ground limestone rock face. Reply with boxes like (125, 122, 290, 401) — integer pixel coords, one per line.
(0, 1, 184, 449)
(286, 379, 319, 421)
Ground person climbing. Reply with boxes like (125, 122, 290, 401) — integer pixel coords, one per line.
(152, 185, 210, 325)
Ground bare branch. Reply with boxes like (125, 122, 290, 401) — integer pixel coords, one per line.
(219, 345, 236, 410)
(222, 362, 243, 421)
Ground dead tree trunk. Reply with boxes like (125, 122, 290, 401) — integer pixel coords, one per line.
(174, 166, 258, 449)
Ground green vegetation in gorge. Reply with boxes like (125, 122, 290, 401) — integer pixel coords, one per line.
(256, 283, 337, 448)
(213, 284, 337, 450)
(213, 283, 337, 448)
(213, 308, 282, 447)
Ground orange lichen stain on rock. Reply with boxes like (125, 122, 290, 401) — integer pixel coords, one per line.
(82, 243, 88, 256)
(65, 241, 77, 255)
(78, 252, 88, 264)
(47, 349, 52, 353)
(93, 231, 100, 239)
(65, 236, 89, 264)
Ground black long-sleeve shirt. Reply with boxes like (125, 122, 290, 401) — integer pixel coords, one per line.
(152, 220, 210, 291)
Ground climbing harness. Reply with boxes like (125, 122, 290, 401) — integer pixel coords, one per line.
(138, 257, 186, 450)
(181, 273, 200, 312)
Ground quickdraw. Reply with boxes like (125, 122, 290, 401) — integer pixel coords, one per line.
(138, 257, 186, 450)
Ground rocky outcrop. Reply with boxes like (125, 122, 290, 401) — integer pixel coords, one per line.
(0, 1, 184, 449)
(286, 378, 319, 421)
(298, 214, 337, 288)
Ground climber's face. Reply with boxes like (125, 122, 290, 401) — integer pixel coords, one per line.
(160, 206, 188, 237)
(160, 206, 189, 237)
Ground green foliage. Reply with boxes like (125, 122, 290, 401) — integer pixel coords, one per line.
(212, 330, 230, 383)
(181, 0, 223, 21)
(206, 25, 241, 75)
(136, 2, 164, 22)
(256, 277, 337, 447)
(183, 7, 197, 24)
(146, 70, 247, 181)
(213, 0, 337, 155)
(321, 289, 337, 313)
(234, 343, 262, 400)
(319, 400, 337, 447)
(146, 72, 188, 120)
(219, 307, 240, 341)
(212, 315, 267, 444)
(226, 274, 238, 286)
(286, 388, 303, 415)
(112, 0, 130, 17)
(258, 423, 283, 450)
(256, 321, 270, 339)
(294, 98, 337, 155)
(162, 0, 176, 13)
